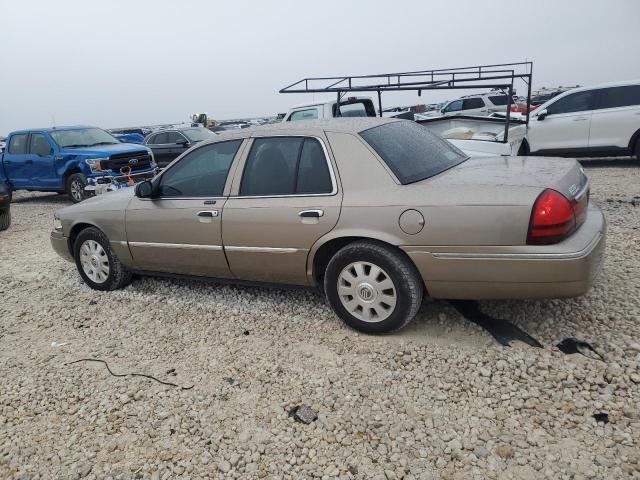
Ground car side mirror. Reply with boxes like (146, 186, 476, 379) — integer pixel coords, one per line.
(135, 180, 154, 198)
(537, 109, 548, 121)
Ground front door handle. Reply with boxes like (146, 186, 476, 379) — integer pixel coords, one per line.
(197, 210, 219, 218)
(299, 209, 324, 218)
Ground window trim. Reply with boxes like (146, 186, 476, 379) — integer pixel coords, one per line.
(233, 135, 338, 199)
(151, 138, 245, 200)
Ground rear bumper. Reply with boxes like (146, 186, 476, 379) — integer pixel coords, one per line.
(403, 203, 606, 299)
(50, 230, 74, 262)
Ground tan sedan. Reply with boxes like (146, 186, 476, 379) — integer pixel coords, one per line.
(51, 118, 605, 333)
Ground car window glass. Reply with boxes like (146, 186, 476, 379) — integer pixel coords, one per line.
(166, 132, 185, 144)
(339, 103, 367, 117)
(445, 100, 462, 112)
(547, 91, 594, 115)
(152, 132, 169, 144)
(289, 109, 318, 121)
(8, 134, 27, 154)
(360, 121, 468, 185)
(595, 85, 640, 109)
(240, 137, 302, 196)
(29, 134, 51, 156)
(462, 98, 485, 110)
(488, 95, 510, 106)
(296, 139, 332, 194)
(157, 140, 242, 197)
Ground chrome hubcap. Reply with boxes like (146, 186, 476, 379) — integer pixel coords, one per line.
(71, 180, 83, 201)
(80, 240, 110, 284)
(337, 261, 397, 323)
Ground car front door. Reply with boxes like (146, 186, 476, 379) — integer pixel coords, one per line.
(165, 131, 190, 159)
(589, 85, 640, 150)
(27, 133, 58, 189)
(3, 133, 30, 188)
(222, 135, 342, 284)
(528, 90, 595, 153)
(125, 139, 246, 277)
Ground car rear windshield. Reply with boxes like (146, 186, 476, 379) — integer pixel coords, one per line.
(360, 121, 468, 184)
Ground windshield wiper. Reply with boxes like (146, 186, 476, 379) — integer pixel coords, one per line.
(90, 142, 119, 146)
(63, 144, 90, 148)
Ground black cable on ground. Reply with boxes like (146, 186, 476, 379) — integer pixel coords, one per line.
(65, 358, 194, 390)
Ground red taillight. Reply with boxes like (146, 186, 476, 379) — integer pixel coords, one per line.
(527, 189, 581, 245)
(511, 105, 518, 112)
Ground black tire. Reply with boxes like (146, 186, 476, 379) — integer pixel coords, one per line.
(67, 173, 87, 203)
(634, 138, 640, 161)
(0, 209, 10, 231)
(324, 240, 423, 333)
(73, 227, 133, 291)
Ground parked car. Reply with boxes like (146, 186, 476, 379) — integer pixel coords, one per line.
(144, 126, 216, 167)
(0, 126, 157, 203)
(51, 118, 605, 334)
(434, 93, 516, 117)
(523, 80, 640, 158)
(283, 96, 377, 122)
(112, 133, 145, 144)
(0, 180, 10, 230)
(0, 136, 6, 152)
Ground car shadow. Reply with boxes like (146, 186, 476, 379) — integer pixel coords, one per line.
(10, 192, 71, 205)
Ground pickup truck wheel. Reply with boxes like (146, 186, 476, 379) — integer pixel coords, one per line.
(67, 173, 87, 203)
(0, 209, 10, 231)
(73, 227, 133, 291)
(324, 240, 423, 333)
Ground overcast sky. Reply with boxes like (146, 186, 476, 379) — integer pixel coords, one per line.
(1, 0, 639, 135)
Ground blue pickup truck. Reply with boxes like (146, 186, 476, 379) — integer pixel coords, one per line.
(0, 126, 157, 203)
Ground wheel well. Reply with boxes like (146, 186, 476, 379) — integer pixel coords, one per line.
(67, 222, 95, 254)
(62, 168, 82, 191)
(629, 128, 640, 156)
(312, 236, 426, 295)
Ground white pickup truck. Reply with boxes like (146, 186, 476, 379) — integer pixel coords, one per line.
(283, 96, 525, 157)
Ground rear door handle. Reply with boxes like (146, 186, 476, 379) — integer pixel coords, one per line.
(299, 209, 324, 218)
(197, 210, 219, 217)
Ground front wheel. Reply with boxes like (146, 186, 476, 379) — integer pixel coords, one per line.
(67, 173, 87, 203)
(0, 209, 10, 231)
(73, 227, 133, 291)
(324, 240, 423, 333)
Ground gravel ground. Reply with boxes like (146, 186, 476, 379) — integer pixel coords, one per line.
(0, 162, 639, 480)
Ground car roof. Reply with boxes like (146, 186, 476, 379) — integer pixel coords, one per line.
(209, 117, 401, 141)
(10, 125, 96, 135)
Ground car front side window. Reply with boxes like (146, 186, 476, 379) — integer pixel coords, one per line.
(156, 140, 243, 198)
(546, 91, 595, 115)
(445, 100, 463, 112)
(29, 134, 52, 156)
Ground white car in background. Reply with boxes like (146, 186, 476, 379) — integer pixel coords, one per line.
(430, 93, 515, 117)
(524, 80, 640, 159)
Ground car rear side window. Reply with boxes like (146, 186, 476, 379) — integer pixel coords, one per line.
(462, 97, 485, 110)
(8, 134, 27, 154)
(29, 134, 51, 156)
(488, 95, 511, 106)
(360, 121, 468, 185)
(157, 140, 242, 197)
(594, 85, 640, 109)
(240, 137, 332, 196)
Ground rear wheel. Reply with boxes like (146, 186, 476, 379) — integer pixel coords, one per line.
(67, 173, 87, 203)
(73, 227, 132, 291)
(634, 138, 640, 161)
(324, 240, 423, 333)
(0, 209, 10, 231)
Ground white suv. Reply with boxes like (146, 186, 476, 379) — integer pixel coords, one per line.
(438, 93, 514, 117)
(525, 80, 640, 158)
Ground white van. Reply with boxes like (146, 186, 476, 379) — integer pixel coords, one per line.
(525, 80, 640, 158)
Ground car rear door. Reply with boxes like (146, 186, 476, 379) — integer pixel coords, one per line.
(3, 133, 30, 188)
(528, 90, 595, 153)
(461, 97, 488, 116)
(125, 139, 246, 277)
(589, 85, 640, 151)
(222, 135, 341, 285)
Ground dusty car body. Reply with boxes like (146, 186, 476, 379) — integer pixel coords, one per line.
(51, 118, 605, 333)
